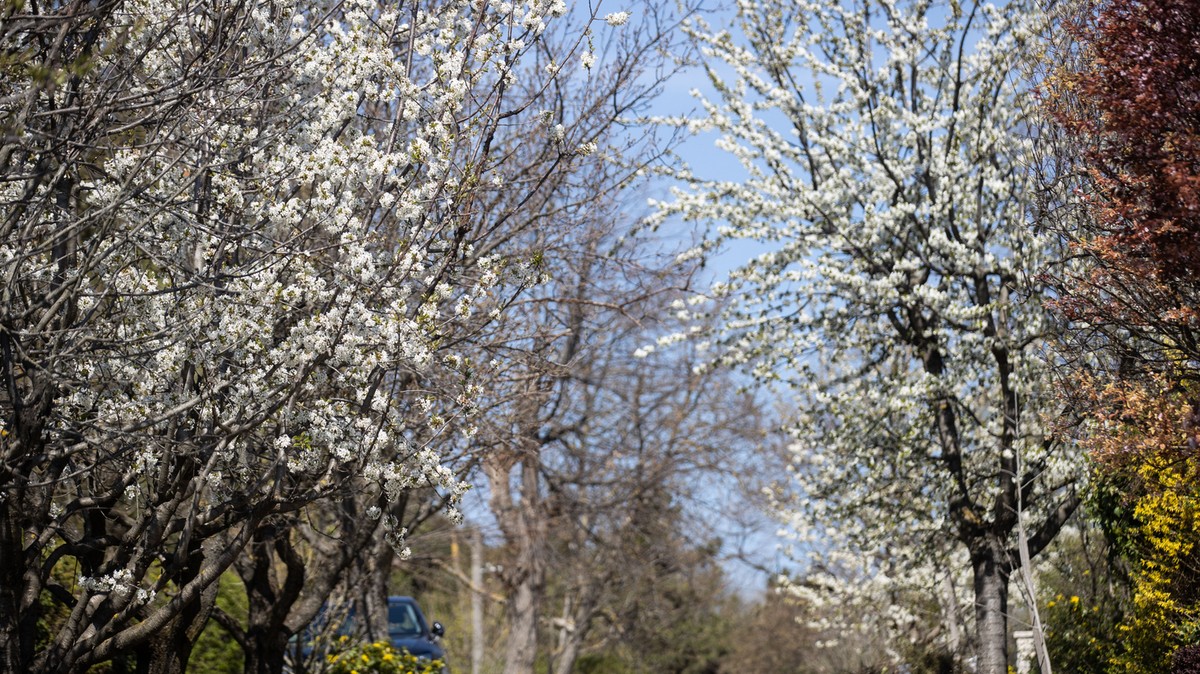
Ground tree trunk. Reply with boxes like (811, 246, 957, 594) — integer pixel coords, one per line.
(487, 454, 547, 674)
(972, 547, 1011, 674)
(504, 571, 541, 674)
(0, 497, 30, 673)
(242, 525, 305, 674)
(136, 538, 222, 674)
(244, 628, 290, 674)
(552, 630, 581, 674)
(551, 588, 598, 674)
(356, 534, 395, 641)
(472, 527, 484, 674)
(238, 499, 387, 674)
(134, 597, 212, 674)
(502, 463, 545, 674)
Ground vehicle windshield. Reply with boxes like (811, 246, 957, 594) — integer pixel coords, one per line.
(387, 602, 423, 638)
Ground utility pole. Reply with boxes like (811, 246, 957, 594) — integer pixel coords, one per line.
(472, 526, 484, 674)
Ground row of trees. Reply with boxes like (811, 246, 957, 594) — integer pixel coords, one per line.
(0, 0, 773, 672)
(4, 0, 1198, 671)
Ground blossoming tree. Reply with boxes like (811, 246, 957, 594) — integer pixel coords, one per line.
(199, 4, 687, 672)
(0, 0, 590, 671)
(652, 0, 1081, 669)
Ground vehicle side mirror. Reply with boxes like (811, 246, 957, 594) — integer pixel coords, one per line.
(431, 621, 445, 638)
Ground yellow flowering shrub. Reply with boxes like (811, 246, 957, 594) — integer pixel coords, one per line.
(1076, 375, 1200, 672)
(325, 640, 445, 674)
(1111, 458, 1200, 674)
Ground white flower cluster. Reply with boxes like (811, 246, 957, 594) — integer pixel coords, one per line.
(79, 570, 156, 605)
(604, 11, 630, 26)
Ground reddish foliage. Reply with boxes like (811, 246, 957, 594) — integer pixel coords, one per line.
(1043, 0, 1200, 390)
(1052, 0, 1200, 280)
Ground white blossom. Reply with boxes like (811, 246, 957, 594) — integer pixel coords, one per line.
(604, 11, 630, 26)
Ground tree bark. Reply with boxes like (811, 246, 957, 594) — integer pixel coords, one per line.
(972, 546, 1011, 674)
(356, 533, 395, 642)
(505, 570, 541, 674)
(242, 524, 305, 674)
(238, 498, 387, 674)
(472, 527, 484, 674)
(135, 572, 218, 674)
(551, 587, 599, 674)
(0, 496, 31, 673)
(493, 457, 546, 674)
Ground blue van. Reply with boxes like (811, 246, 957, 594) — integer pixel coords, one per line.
(384, 595, 448, 667)
(288, 596, 448, 672)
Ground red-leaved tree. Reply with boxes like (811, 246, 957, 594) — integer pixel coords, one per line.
(1045, 0, 1200, 379)
(1041, 0, 1200, 670)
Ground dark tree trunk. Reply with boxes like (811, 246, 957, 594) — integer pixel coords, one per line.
(244, 628, 291, 674)
(0, 497, 31, 673)
(972, 544, 1011, 674)
(134, 590, 214, 674)
(242, 523, 306, 674)
(135, 537, 222, 674)
(238, 502, 386, 674)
